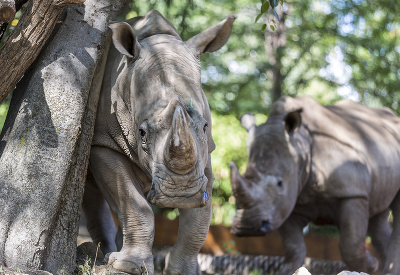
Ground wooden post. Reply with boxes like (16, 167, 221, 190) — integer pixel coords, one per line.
(0, 0, 15, 23)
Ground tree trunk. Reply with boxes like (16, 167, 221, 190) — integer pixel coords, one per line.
(0, 0, 85, 103)
(264, 9, 287, 104)
(0, 0, 128, 273)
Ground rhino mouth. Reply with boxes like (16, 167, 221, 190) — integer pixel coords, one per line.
(230, 210, 273, 236)
(146, 163, 208, 208)
(230, 223, 271, 237)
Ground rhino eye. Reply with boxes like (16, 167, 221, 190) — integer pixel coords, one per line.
(203, 122, 208, 133)
(277, 180, 283, 187)
(139, 122, 148, 144)
(139, 129, 146, 139)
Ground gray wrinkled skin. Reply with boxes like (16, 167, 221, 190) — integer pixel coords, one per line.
(230, 96, 400, 275)
(83, 10, 234, 275)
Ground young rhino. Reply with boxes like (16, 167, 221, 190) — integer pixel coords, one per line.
(83, 10, 234, 275)
(230, 96, 400, 275)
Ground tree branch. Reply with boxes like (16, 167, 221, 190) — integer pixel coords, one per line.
(0, 0, 85, 103)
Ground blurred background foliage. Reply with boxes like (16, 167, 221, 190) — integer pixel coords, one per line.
(1, 0, 399, 225)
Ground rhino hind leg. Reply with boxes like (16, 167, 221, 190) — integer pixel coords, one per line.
(89, 146, 155, 274)
(382, 191, 400, 274)
(338, 198, 379, 273)
(83, 172, 117, 254)
(367, 209, 391, 269)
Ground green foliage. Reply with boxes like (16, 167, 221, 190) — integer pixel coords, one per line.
(78, 258, 91, 275)
(210, 111, 247, 225)
(256, 0, 282, 30)
(210, 111, 266, 225)
(222, 240, 240, 254)
(0, 97, 10, 131)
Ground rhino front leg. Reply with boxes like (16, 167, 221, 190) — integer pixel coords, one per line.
(338, 198, 378, 273)
(277, 216, 307, 275)
(90, 146, 155, 275)
(368, 209, 391, 268)
(383, 191, 400, 275)
(163, 158, 213, 275)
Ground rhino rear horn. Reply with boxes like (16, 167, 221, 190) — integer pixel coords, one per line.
(230, 162, 255, 208)
(164, 105, 198, 175)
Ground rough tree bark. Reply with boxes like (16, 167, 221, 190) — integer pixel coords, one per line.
(0, 0, 128, 273)
(0, 0, 85, 103)
(264, 9, 287, 103)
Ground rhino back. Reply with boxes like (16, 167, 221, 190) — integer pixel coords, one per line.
(297, 97, 400, 215)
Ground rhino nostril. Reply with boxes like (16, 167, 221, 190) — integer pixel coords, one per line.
(260, 220, 270, 233)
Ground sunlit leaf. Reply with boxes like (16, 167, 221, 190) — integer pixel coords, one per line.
(261, 2, 270, 14)
(270, 24, 275, 31)
(255, 13, 263, 23)
(262, 24, 267, 31)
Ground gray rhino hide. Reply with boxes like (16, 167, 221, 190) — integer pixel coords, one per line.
(230, 96, 400, 275)
(83, 10, 235, 275)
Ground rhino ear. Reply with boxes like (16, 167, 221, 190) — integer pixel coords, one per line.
(109, 22, 140, 59)
(185, 15, 235, 55)
(284, 109, 302, 134)
(240, 113, 256, 132)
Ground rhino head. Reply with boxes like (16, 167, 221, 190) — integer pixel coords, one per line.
(230, 98, 311, 236)
(108, 10, 235, 209)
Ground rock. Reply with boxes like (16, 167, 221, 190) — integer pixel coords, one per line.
(293, 267, 312, 275)
(337, 271, 369, 275)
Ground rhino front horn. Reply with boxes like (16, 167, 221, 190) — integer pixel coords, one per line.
(230, 162, 255, 208)
(164, 105, 198, 175)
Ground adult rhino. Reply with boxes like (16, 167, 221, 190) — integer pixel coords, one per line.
(229, 96, 400, 275)
(82, 10, 234, 275)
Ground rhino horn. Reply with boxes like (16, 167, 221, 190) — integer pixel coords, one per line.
(164, 105, 198, 174)
(230, 162, 254, 208)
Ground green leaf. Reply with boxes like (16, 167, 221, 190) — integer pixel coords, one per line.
(261, 24, 267, 31)
(270, 24, 275, 31)
(280, 0, 284, 6)
(261, 2, 270, 13)
(255, 13, 263, 23)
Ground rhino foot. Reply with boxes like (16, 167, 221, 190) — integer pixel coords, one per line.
(275, 262, 301, 275)
(163, 251, 201, 275)
(105, 248, 154, 275)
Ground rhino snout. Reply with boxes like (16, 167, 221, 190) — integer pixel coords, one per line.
(260, 220, 272, 233)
